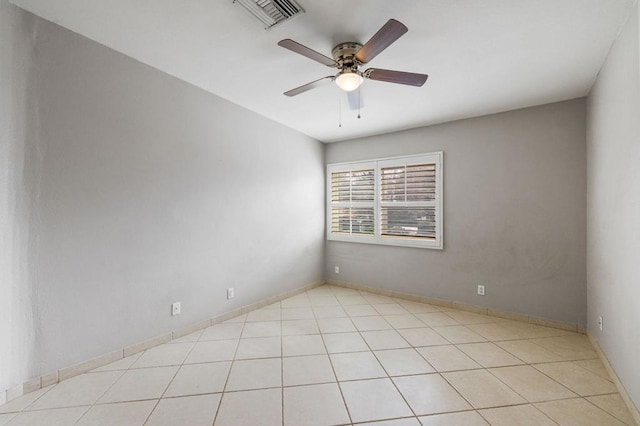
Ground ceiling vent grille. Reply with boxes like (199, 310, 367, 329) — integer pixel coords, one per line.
(233, 0, 304, 29)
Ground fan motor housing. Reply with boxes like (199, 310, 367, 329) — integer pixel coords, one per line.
(332, 42, 363, 69)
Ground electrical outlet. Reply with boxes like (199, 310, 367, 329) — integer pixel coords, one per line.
(598, 316, 603, 331)
(477, 285, 485, 296)
(335, 266, 340, 274)
(171, 302, 181, 316)
(227, 288, 234, 300)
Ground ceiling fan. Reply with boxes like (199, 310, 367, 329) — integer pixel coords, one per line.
(278, 19, 428, 108)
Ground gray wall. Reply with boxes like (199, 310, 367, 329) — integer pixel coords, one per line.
(326, 99, 587, 326)
(16, 15, 325, 381)
(0, 0, 38, 400)
(587, 2, 640, 409)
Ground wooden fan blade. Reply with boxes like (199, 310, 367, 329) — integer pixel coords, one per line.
(347, 89, 364, 110)
(284, 76, 335, 97)
(278, 39, 337, 67)
(355, 19, 408, 64)
(364, 68, 428, 87)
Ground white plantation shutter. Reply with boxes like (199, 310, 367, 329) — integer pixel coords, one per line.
(327, 153, 442, 249)
(379, 161, 438, 240)
(329, 165, 375, 237)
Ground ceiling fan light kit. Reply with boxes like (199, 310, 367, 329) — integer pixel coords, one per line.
(335, 70, 363, 92)
(278, 18, 428, 104)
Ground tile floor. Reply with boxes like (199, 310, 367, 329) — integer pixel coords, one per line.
(0, 285, 636, 425)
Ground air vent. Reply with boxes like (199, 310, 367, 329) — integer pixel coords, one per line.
(233, 0, 304, 29)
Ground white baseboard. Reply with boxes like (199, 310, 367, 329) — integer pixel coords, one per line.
(0, 279, 324, 408)
(587, 332, 640, 425)
(327, 279, 584, 333)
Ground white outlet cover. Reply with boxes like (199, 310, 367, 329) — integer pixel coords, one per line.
(172, 302, 181, 316)
(477, 285, 485, 296)
(227, 288, 234, 299)
(335, 266, 339, 274)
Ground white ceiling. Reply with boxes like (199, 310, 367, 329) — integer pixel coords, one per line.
(11, 0, 635, 142)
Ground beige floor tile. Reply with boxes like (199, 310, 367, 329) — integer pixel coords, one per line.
(419, 410, 489, 425)
(344, 304, 379, 317)
(170, 330, 203, 344)
(496, 339, 567, 363)
(313, 306, 348, 318)
(317, 317, 357, 333)
(283, 383, 349, 426)
(574, 359, 613, 381)
(225, 358, 281, 391)
(396, 301, 441, 314)
(489, 365, 577, 402)
(352, 316, 394, 331)
(283, 354, 335, 386)
(309, 296, 341, 307)
(536, 398, 626, 425)
(235, 337, 281, 359)
(28, 371, 123, 410)
(587, 393, 636, 425)
(184, 340, 238, 364)
(281, 319, 319, 336)
(263, 302, 281, 310)
(533, 361, 617, 396)
(7, 406, 88, 426)
(506, 323, 571, 339)
(374, 349, 435, 376)
(359, 418, 421, 425)
(330, 351, 387, 381)
(362, 294, 395, 304)
(445, 311, 495, 325)
(416, 313, 460, 327)
(146, 394, 220, 426)
(443, 370, 526, 408)
(131, 343, 193, 368)
(97, 367, 178, 403)
(323, 332, 369, 353)
(467, 323, 525, 341)
(398, 328, 449, 347)
(416, 346, 481, 372)
(241, 321, 281, 338)
(393, 374, 471, 415)
(281, 297, 311, 309)
(383, 315, 425, 329)
(0, 413, 16, 425)
(328, 285, 358, 294)
(337, 295, 369, 305)
(361, 330, 411, 350)
(93, 353, 142, 372)
(215, 388, 281, 426)
(164, 362, 231, 397)
(457, 342, 524, 368)
(530, 335, 598, 360)
(0, 386, 53, 414)
(282, 334, 327, 356)
(76, 400, 157, 426)
(199, 323, 244, 341)
(373, 303, 409, 316)
(340, 378, 413, 423)
(281, 307, 315, 320)
(222, 313, 246, 323)
(433, 325, 487, 344)
(479, 404, 556, 426)
(246, 308, 281, 322)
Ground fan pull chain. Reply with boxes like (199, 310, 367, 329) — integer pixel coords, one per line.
(357, 87, 361, 119)
(338, 92, 342, 127)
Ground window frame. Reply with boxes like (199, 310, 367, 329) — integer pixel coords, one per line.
(326, 152, 443, 249)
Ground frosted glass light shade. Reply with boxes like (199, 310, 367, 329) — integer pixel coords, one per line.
(335, 71, 363, 91)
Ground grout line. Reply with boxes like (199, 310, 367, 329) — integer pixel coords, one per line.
(211, 316, 246, 426)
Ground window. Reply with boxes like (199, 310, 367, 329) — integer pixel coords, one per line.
(327, 152, 443, 249)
